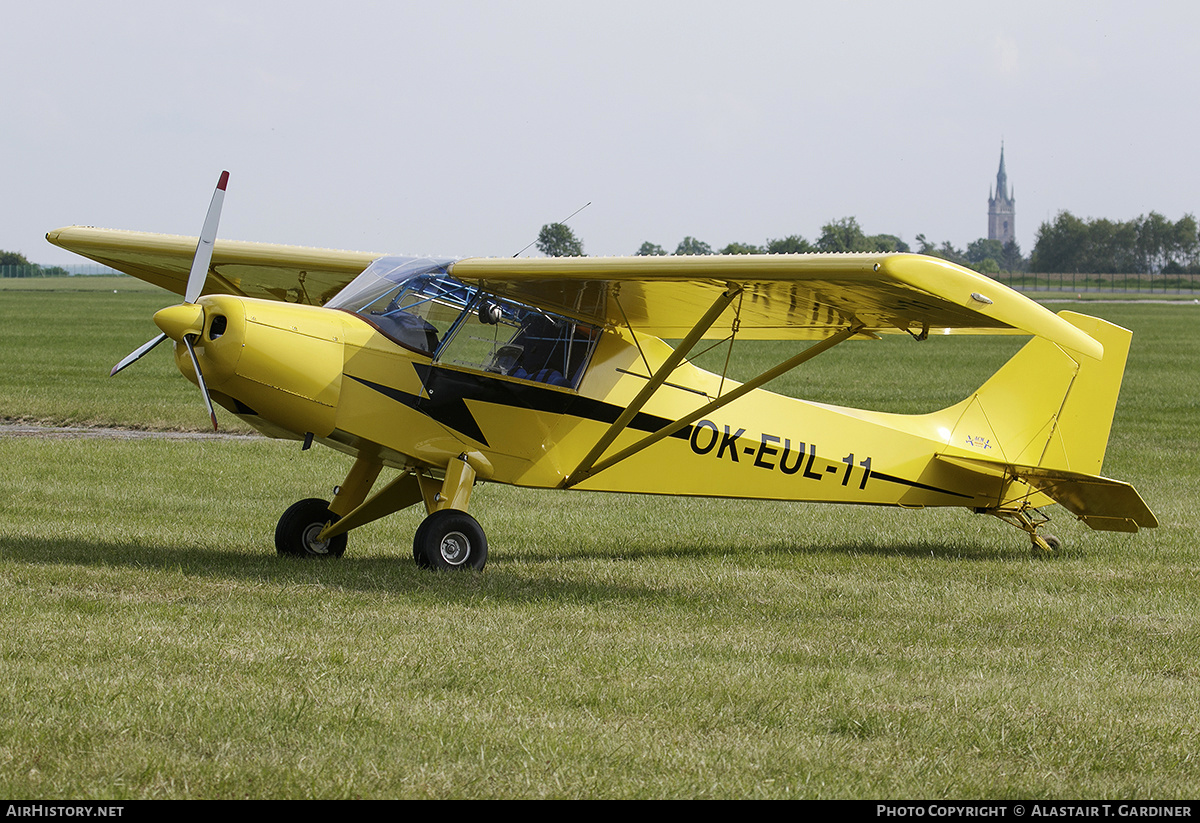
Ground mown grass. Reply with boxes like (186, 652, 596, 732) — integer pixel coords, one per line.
(0, 277, 256, 432)
(1, 277, 1198, 798)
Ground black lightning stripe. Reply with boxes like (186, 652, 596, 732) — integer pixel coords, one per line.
(347, 365, 695, 448)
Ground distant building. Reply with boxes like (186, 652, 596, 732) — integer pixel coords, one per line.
(988, 144, 1016, 245)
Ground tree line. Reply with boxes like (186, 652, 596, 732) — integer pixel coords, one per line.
(11, 207, 1197, 276)
(1030, 211, 1200, 274)
(0, 250, 70, 277)
(537, 209, 1200, 276)
(538, 216, 1027, 274)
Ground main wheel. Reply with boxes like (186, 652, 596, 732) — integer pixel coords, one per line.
(414, 509, 487, 571)
(275, 498, 347, 558)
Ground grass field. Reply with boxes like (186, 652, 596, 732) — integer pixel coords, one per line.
(1, 277, 1198, 799)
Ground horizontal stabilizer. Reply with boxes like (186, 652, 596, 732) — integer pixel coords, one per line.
(937, 455, 1158, 533)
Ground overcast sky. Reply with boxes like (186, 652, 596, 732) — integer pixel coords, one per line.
(6, 0, 1199, 266)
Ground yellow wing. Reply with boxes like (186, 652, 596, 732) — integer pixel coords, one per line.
(46, 226, 379, 306)
(47, 227, 1101, 360)
(450, 253, 1103, 359)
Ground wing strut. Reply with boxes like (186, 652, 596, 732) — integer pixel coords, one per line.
(565, 285, 742, 486)
(563, 321, 865, 488)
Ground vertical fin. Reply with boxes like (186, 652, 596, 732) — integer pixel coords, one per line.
(942, 311, 1130, 475)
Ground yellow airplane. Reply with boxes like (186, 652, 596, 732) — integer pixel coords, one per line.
(46, 172, 1157, 569)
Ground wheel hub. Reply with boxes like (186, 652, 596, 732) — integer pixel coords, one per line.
(302, 522, 333, 555)
(439, 531, 471, 565)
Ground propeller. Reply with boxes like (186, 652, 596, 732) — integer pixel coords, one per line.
(111, 170, 229, 431)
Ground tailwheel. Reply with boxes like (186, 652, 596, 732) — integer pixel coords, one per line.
(1033, 533, 1064, 554)
(275, 498, 347, 558)
(414, 509, 487, 571)
(985, 505, 1062, 556)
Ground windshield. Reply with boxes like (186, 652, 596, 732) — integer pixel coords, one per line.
(328, 256, 466, 355)
(331, 256, 600, 389)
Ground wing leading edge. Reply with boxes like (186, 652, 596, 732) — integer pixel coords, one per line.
(46, 227, 1101, 360)
(46, 226, 379, 306)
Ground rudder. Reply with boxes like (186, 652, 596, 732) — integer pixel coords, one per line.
(941, 311, 1132, 476)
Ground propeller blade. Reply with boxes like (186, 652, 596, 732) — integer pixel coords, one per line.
(110, 332, 169, 376)
(182, 335, 219, 431)
(110, 172, 228, 429)
(185, 170, 229, 304)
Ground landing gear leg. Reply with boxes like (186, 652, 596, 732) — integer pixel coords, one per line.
(275, 454, 389, 559)
(413, 454, 488, 571)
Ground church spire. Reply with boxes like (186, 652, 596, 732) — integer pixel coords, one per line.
(995, 142, 1009, 201)
(987, 143, 1015, 245)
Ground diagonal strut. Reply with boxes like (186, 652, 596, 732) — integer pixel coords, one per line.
(564, 322, 865, 487)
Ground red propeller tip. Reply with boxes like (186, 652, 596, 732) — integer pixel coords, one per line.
(217, 170, 229, 191)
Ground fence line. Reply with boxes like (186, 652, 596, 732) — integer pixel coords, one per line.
(992, 271, 1200, 295)
(1, 264, 119, 277)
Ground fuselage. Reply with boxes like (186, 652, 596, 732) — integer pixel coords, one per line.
(48, 214, 1152, 557)
(172, 289, 1020, 515)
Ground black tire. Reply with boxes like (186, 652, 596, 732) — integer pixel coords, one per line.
(414, 509, 487, 571)
(412, 516, 432, 569)
(275, 498, 347, 558)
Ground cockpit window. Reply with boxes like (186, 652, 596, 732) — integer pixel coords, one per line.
(327, 256, 466, 354)
(331, 256, 600, 389)
(437, 295, 599, 389)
